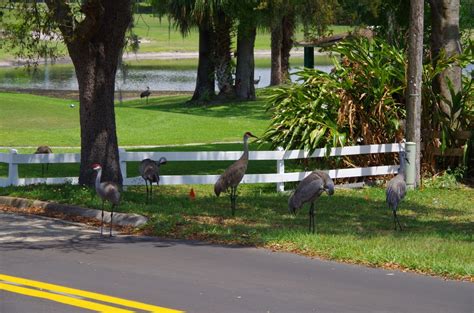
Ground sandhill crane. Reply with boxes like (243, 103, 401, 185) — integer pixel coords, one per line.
(140, 86, 151, 104)
(215, 132, 257, 216)
(92, 164, 120, 236)
(139, 157, 167, 201)
(35, 145, 52, 176)
(254, 76, 261, 86)
(386, 151, 409, 231)
(288, 170, 335, 233)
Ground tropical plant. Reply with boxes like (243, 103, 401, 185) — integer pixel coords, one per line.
(261, 37, 405, 164)
(262, 36, 473, 172)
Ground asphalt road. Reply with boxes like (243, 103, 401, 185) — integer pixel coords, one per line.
(0, 212, 472, 313)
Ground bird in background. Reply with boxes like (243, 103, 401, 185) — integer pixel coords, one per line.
(386, 150, 408, 231)
(140, 86, 151, 104)
(139, 157, 167, 201)
(254, 76, 261, 86)
(35, 145, 53, 177)
(92, 164, 121, 236)
(214, 132, 257, 216)
(189, 188, 196, 201)
(288, 170, 335, 233)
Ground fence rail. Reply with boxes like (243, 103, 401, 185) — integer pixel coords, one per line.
(0, 143, 409, 191)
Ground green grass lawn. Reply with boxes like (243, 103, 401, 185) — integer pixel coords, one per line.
(1, 183, 472, 280)
(0, 92, 270, 147)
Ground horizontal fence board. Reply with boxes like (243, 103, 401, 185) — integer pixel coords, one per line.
(13, 153, 80, 164)
(0, 178, 8, 187)
(0, 154, 10, 163)
(124, 165, 398, 186)
(17, 177, 79, 186)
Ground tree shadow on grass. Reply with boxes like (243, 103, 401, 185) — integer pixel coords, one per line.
(124, 96, 270, 120)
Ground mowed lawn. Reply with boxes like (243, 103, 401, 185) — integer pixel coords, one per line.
(0, 92, 270, 147)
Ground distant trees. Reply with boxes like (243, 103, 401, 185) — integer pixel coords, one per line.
(1, 0, 132, 186)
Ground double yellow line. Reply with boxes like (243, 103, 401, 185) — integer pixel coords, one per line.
(0, 273, 184, 313)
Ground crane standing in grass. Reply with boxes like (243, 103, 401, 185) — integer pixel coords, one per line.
(288, 170, 335, 233)
(92, 164, 120, 237)
(35, 145, 52, 176)
(214, 132, 257, 216)
(139, 157, 167, 201)
(140, 86, 151, 104)
(386, 151, 408, 231)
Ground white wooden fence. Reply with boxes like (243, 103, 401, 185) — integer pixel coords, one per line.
(0, 143, 408, 191)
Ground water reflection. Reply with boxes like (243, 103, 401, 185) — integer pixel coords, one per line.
(0, 63, 333, 92)
(0, 62, 472, 92)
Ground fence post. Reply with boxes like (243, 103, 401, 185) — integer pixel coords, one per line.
(405, 142, 416, 189)
(276, 147, 285, 192)
(8, 149, 19, 186)
(119, 148, 127, 189)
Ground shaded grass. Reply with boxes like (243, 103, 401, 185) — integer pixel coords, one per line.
(1, 183, 472, 279)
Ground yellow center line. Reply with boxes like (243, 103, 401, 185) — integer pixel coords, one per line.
(0, 282, 134, 313)
(0, 274, 184, 313)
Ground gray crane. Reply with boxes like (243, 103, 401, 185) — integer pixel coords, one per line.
(386, 151, 409, 231)
(254, 76, 261, 86)
(35, 145, 53, 176)
(92, 164, 121, 236)
(139, 157, 167, 201)
(288, 170, 335, 233)
(214, 132, 257, 216)
(140, 86, 151, 104)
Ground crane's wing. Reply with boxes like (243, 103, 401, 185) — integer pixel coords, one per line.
(386, 176, 406, 209)
(291, 173, 325, 208)
(214, 160, 248, 196)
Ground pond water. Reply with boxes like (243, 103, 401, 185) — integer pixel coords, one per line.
(0, 63, 333, 92)
(0, 62, 471, 92)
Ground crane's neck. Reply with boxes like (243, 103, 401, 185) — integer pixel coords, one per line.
(241, 135, 249, 160)
(398, 155, 406, 176)
(95, 168, 102, 190)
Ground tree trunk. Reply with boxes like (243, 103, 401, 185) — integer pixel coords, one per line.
(62, 0, 131, 186)
(270, 20, 283, 86)
(429, 0, 462, 116)
(214, 10, 234, 99)
(406, 0, 424, 187)
(235, 24, 256, 100)
(192, 23, 216, 102)
(281, 14, 295, 84)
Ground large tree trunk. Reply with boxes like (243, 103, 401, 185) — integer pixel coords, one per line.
(281, 14, 295, 84)
(429, 0, 462, 116)
(192, 23, 216, 102)
(214, 10, 234, 99)
(270, 20, 283, 86)
(51, 0, 132, 186)
(235, 24, 256, 100)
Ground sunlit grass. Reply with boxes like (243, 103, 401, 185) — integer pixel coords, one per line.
(0, 92, 271, 147)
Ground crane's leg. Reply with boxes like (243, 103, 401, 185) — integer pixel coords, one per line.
(309, 202, 315, 234)
(41, 164, 45, 177)
(100, 201, 104, 236)
(393, 210, 403, 231)
(109, 204, 114, 237)
(231, 187, 237, 216)
(144, 180, 147, 197)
